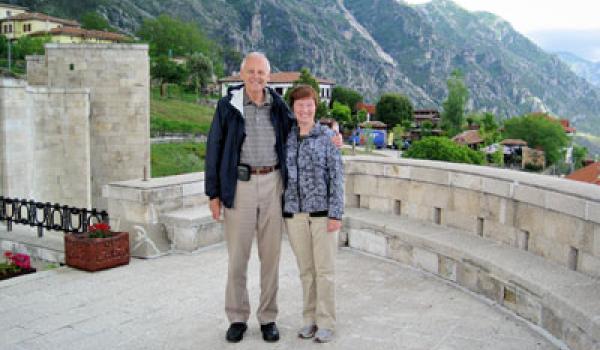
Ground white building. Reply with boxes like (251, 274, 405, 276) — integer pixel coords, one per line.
(219, 71, 335, 105)
(0, 3, 26, 20)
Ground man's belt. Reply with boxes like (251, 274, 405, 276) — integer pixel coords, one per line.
(249, 165, 279, 175)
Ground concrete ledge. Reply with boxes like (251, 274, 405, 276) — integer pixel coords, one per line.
(343, 208, 600, 350)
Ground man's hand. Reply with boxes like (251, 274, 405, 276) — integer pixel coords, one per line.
(327, 218, 342, 233)
(331, 132, 343, 149)
(209, 198, 222, 221)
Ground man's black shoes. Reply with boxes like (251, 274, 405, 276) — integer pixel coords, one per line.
(226, 322, 247, 343)
(261, 322, 280, 342)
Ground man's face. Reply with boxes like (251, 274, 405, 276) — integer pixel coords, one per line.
(240, 56, 270, 95)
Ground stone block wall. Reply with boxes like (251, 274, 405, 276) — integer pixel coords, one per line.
(344, 156, 600, 279)
(45, 44, 150, 210)
(26, 55, 47, 86)
(0, 79, 90, 207)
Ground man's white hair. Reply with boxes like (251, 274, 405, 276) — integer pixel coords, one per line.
(240, 51, 271, 73)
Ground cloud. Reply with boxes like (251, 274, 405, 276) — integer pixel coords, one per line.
(526, 29, 600, 62)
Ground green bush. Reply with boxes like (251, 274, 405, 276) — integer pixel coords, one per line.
(404, 136, 484, 165)
(151, 142, 206, 177)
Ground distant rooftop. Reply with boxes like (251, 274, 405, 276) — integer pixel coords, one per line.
(566, 161, 600, 185)
(220, 71, 335, 85)
(30, 27, 127, 42)
(1, 12, 79, 27)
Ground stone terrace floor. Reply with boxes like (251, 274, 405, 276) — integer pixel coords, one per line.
(1, 241, 562, 350)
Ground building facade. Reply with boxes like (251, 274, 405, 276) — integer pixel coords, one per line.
(0, 12, 79, 40)
(219, 71, 335, 105)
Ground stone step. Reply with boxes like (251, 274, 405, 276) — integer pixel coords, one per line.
(343, 208, 600, 350)
(160, 205, 224, 252)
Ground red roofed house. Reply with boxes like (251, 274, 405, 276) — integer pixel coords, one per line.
(219, 71, 335, 105)
(356, 102, 376, 121)
(452, 129, 483, 149)
(566, 162, 600, 186)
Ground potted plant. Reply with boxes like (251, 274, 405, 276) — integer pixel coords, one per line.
(1, 252, 36, 280)
(64, 223, 130, 272)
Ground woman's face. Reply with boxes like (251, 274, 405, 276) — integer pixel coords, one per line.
(293, 97, 316, 126)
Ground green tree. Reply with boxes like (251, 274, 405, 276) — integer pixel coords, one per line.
(392, 124, 405, 149)
(330, 101, 351, 126)
(404, 136, 484, 165)
(441, 69, 469, 137)
(502, 114, 569, 165)
(187, 52, 213, 96)
(12, 35, 51, 60)
(572, 144, 588, 170)
(420, 121, 434, 137)
(316, 101, 329, 119)
(151, 56, 188, 97)
(137, 15, 214, 58)
(478, 112, 501, 146)
(80, 12, 114, 32)
(331, 86, 363, 114)
(375, 93, 413, 128)
(285, 67, 320, 103)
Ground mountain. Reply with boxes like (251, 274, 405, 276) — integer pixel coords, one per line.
(556, 51, 600, 87)
(8, 0, 600, 136)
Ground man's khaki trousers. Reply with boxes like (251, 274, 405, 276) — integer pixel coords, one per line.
(223, 170, 283, 325)
(285, 214, 338, 330)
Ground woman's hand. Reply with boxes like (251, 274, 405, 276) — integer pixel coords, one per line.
(327, 218, 342, 233)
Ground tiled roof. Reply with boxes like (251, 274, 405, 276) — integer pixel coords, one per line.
(500, 139, 528, 146)
(219, 71, 335, 84)
(452, 130, 483, 145)
(1, 12, 79, 27)
(356, 102, 376, 115)
(0, 3, 27, 10)
(566, 162, 600, 185)
(30, 27, 127, 42)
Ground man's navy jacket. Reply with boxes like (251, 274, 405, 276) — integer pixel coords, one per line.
(204, 84, 295, 208)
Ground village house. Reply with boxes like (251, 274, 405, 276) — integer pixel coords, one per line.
(0, 4, 125, 44)
(356, 102, 376, 121)
(219, 71, 335, 105)
(0, 3, 26, 21)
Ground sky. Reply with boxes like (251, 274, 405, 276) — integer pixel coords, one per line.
(404, 0, 600, 62)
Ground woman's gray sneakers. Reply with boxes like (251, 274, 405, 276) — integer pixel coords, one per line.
(314, 328, 334, 343)
(298, 324, 318, 339)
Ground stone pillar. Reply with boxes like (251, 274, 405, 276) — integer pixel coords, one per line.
(27, 86, 91, 207)
(0, 78, 32, 199)
(45, 43, 150, 210)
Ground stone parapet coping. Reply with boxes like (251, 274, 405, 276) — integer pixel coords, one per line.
(344, 207, 600, 350)
(45, 43, 149, 50)
(344, 157, 600, 224)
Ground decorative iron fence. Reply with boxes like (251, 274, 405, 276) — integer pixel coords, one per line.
(0, 197, 109, 238)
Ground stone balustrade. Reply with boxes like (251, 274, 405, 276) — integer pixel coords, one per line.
(344, 156, 600, 279)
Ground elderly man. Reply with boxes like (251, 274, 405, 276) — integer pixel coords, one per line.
(205, 52, 292, 343)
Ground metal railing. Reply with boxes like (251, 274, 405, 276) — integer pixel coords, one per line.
(0, 197, 109, 237)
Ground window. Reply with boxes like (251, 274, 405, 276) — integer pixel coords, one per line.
(23, 24, 31, 32)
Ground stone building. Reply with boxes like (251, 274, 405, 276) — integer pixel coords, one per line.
(0, 43, 150, 210)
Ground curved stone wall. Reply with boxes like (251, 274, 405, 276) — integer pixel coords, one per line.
(344, 156, 600, 279)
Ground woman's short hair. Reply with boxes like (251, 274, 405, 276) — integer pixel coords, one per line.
(289, 85, 318, 108)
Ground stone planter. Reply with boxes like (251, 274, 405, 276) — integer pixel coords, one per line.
(64, 232, 130, 272)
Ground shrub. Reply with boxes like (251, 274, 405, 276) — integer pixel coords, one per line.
(404, 136, 484, 165)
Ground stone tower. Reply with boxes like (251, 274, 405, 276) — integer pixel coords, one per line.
(0, 43, 150, 210)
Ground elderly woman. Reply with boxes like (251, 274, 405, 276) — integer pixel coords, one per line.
(284, 85, 344, 343)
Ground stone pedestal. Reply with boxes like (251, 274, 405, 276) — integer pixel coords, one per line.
(103, 173, 207, 257)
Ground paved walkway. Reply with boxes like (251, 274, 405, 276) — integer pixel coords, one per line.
(1, 242, 560, 350)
